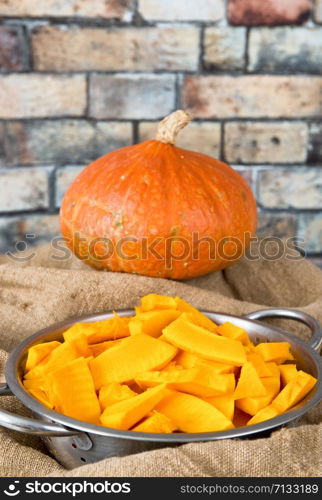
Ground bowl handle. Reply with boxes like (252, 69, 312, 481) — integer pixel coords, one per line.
(0, 383, 79, 436)
(245, 308, 322, 352)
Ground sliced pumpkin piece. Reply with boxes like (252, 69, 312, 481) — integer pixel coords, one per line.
(156, 391, 234, 433)
(88, 339, 123, 357)
(48, 357, 101, 425)
(233, 407, 251, 427)
(136, 368, 235, 398)
(246, 352, 272, 377)
(23, 378, 47, 391)
(163, 314, 246, 366)
(89, 334, 177, 389)
(132, 411, 177, 433)
(100, 385, 167, 430)
(279, 364, 298, 386)
(161, 361, 183, 372)
(28, 388, 54, 409)
(128, 382, 144, 394)
(243, 342, 255, 353)
(196, 360, 234, 375)
(63, 322, 96, 342)
(25, 341, 61, 373)
(247, 405, 279, 426)
(24, 341, 80, 380)
(158, 334, 172, 343)
(135, 368, 185, 389)
(254, 342, 294, 364)
(23, 355, 51, 380)
(140, 294, 177, 312)
(236, 376, 281, 416)
(216, 322, 249, 345)
(85, 355, 94, 365)
(129, 309, 181, 338)
(64, 315, 130, 345)
(89, 314, 131, 344)
(234, 362, 267, 400)
(99, 383, 137, 410)
(205, 395, 235, 421)
(175, 351, 200, 369)
(265, 362, 280, 378)
(271, 370, 317, 414)
(68, 332, 91, 357)
(175, 351, 233, 373)
(174, 297, 217, 332)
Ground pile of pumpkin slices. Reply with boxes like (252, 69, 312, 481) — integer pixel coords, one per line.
(23, 294, 317, 433)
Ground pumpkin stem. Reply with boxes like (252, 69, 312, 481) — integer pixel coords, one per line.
(156, 110, 193, 145)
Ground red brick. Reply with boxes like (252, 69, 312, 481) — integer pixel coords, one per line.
(0, 167, 50, 212)
(0, 120, 132, 167)
(248, 28, 322, 74)
(257, 212, 296, 239)
(0, 214, 60, 253)
(258, 168, 322, 209)
(204, 27, 246, 71)
(314, 0, 322, 23)
(0, 26, 27, 71)
(0, 0, 134, 19)
(32, 25, 199, 72)
(139, 0, 224, 22)
(139, 121, 221, 158)
(297, 213, 322, 254)
(55, 166, 84, 207)
(89, 74, 175, 119)
(0, 74, 86, 118)
(308, 122, 322, 163)
(228, 0, 310, 26)
(182, 76, 322, 118)
(224, 122, 308, 163)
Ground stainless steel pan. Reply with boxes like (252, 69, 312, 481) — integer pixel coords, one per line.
(0, 308, 321, 469)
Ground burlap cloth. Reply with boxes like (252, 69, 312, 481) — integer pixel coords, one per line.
(0, 243, 321, 477)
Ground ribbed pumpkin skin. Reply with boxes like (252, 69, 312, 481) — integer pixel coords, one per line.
(60, 140, 257, 279)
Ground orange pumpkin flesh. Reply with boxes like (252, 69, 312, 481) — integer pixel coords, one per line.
(60, 110, 257, 279)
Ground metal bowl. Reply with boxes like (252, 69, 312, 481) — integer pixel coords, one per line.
(0, 308, 321, 469)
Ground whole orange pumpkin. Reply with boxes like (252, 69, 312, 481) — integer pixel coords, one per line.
(60, 110, 257, 279)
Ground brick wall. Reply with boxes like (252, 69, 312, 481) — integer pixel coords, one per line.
(0, 0, 321, 266)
